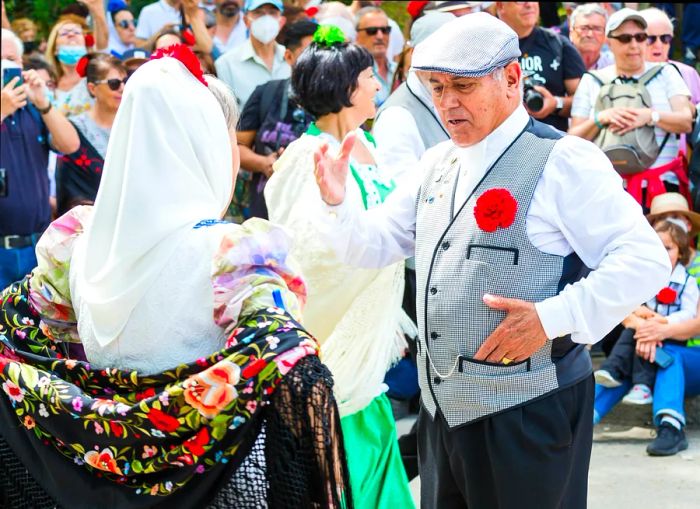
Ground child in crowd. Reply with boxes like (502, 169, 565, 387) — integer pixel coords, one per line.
(594, 220, 699, 408)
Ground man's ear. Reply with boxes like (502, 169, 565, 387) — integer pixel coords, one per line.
(86, 81, 96, 98)
(243, 12, 252, 29)
(278, 15, 286, 30)
(504, 61, 522, 96)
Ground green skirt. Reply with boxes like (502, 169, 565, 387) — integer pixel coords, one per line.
(341, 393, 415, 509)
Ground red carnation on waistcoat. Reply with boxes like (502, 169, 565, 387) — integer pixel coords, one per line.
(474, 188, 518, 232)
(151, 43, 208, 86)
(656, 286, 677, 305)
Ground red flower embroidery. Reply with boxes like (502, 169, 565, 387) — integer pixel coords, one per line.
(147, 408, 180, 433)
(474, 188, 518, 233)
(242, 357, 268, 379)
(135, 387, 156, 401)
(75, 55, 89, 78)
(110, 421, 123, 437)
(151, 44, 208, 86)
(183, 427, 210, 456)
(656, 287, 677, 305)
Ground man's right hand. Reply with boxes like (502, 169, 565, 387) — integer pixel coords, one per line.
(598, 107, 637, 133)
(313, 131, 356, 206)
(1, 78, 27, 120)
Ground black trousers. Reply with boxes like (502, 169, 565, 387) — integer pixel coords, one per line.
(417, 376, 594, 509)
(600, 327, 656, 387)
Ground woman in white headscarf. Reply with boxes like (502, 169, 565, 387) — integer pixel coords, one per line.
(0, 45, 351, 508)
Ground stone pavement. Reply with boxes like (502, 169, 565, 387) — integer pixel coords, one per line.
(396, 417, 699, 508)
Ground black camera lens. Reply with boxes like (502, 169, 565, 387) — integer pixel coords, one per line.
(524, 88, 544, 112)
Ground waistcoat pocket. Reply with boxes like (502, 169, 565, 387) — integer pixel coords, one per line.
(459, 355, 531, 376)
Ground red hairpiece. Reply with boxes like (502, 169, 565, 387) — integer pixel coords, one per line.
(181, 27, 196, 47)
(75, 55, 89, 78)
(151, 44, 208, 86)
(407, 1, 429, 19)
(84, 33, 95, 48)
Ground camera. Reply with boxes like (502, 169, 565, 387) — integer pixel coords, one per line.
(522, 75, 545, 112)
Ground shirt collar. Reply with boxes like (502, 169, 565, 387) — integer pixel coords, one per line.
(407, 72, 434, 108)
(457, 105, 529, 172)
(669, 263, 688, 285)
(239, 39, 286, 65)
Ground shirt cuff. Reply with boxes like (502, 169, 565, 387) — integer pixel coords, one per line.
(535, 296, 575, 340)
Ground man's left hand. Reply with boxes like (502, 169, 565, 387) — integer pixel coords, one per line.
(22, 69, 49, 110)
(473, 294, 548, 363)
(524, 85, 556, 120)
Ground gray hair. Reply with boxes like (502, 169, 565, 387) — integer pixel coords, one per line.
(1, 28, 24, 58)
(355, 6, 387, 28)
(640, 7, 674, 32)
(570, 3, 608, 30)
(206, 75, 239, 130)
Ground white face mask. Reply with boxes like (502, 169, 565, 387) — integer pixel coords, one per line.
(250, 15, 280, 44)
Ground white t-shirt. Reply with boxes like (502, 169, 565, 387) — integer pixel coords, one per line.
(571, 62, 691, 172)
(135, 0, 182, 40)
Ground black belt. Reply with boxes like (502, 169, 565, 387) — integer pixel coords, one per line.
(1, 233, 39, 250)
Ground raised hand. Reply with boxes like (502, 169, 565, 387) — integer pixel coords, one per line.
(313, 130, 356, 206)
(1, 77, 27, 120)
(22, 69, 49, 110)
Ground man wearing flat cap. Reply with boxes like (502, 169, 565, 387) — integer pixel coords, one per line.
(312, 12, 670, 509)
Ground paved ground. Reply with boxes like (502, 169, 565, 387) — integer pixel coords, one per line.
(396, 418, 699, 508)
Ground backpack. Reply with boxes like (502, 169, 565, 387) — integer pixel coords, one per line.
(588, 65, 670, 175)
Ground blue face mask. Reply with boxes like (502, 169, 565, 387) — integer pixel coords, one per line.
(56, 45, 87, 65)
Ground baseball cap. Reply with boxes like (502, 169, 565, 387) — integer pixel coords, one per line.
(605, 7, 647, 36)
(244, 0, 284, 13)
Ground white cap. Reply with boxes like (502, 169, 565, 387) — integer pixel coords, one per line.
(409, 12, 456, 47)
(605, 7, 647, 36)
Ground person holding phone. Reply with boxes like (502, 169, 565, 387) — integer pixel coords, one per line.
(1, 28, 79, 288)
(593, 220, 698, 421)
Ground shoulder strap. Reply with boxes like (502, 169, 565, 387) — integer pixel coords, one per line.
(586, 70, 605, 86)
(638, 64, 665, 86)
(259, 79, 287, 126)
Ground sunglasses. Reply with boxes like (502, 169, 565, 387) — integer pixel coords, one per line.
(117, 19, 136, 29)
(648, 34, 673, 44)
(608, 32, 647, 44)
(358, 25, 391, 36)
(93, 78, 128, 91)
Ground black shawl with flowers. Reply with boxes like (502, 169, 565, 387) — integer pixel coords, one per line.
(0, 278, 352, 509)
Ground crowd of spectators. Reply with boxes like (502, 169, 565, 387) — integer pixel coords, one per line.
(1, 0, 700, 464)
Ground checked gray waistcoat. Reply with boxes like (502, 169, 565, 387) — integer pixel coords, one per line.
(415, 121, 569, 428)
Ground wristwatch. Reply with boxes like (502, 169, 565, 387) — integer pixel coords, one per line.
(554, 96, 564, 112)
(36, 102, 52, 115)
(650, 110, 660, 126)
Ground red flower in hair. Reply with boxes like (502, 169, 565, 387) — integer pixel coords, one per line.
(407, 1, 429, 19)
(656, 287, 677, 305)
(84, 33, 95, 48)
(305, 6, 319, 17)
(75, 55, 89, 78)
(474, 188, 518, 233)
(151, 44, 208, 86)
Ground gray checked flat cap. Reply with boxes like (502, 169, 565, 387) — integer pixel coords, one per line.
(411, 12, 521, 78)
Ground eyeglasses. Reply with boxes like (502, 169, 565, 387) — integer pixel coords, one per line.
(117, 20, 136, 29)
(648, 34, 673, 45)
(93, 78, 128, 91)
(574, 25, 605, 35)
(58, 29, 83, 38)
(608, 32, 647, 44)
(357, 25, 391, 36)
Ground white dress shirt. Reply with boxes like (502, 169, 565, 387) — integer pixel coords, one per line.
(135, 0, 182, 40)
(319, 105, 671, 344)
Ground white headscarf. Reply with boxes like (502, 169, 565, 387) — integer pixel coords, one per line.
(73, 56, 233, 347)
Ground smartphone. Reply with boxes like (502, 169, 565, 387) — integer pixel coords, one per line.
(654, 346, 674, 368)
(2, 67, 23, 88)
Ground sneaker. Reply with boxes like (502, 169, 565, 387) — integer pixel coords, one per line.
(646, 423, 689, 456)
(622, 384, 653, 405)
(594, 369, 622, 388)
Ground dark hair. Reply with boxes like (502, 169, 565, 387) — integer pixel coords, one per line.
(654, 220, 692, 266)
(60, 2, 90, 19)
(292, 41, 373, 118)
(278, 20, 318, 52)
(23, 56, 58, 83)
(149, 24, 185, 52)
(84, 53, 127, 96)
(110, 7, 133, 24)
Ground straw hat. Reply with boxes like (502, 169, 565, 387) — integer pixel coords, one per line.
(646, 193, 700, 235)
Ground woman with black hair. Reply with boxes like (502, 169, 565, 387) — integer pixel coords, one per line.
(265, 25, 415, 509)
(55, 53, 126, 215)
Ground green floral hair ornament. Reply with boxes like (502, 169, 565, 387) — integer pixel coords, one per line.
(313, 25, 346, 47)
